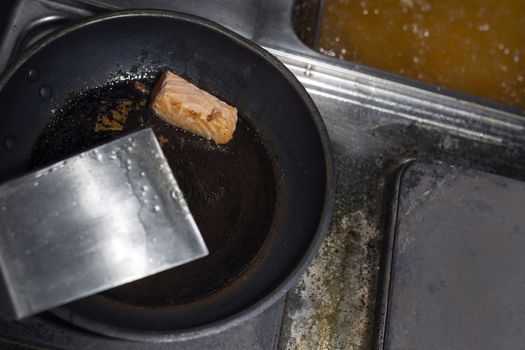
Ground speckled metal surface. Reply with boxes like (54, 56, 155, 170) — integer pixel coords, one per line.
(272, 50, 525, 350)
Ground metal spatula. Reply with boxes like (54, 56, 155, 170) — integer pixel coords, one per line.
(0, 128, 208, 320)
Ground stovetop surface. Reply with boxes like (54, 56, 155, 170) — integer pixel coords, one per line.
(1, 1, 524, 349)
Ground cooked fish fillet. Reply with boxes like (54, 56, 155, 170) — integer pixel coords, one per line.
(150, 71, 238, 144)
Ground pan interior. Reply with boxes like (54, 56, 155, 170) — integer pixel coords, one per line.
(28, 75, 277, 306)
(0, 12, 330, 333)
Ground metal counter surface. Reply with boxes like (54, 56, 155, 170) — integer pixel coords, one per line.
(271, 47, 524, 349)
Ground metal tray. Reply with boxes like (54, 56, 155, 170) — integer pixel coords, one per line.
(0, 0, 524, 348)
(375, 160, 525, 350)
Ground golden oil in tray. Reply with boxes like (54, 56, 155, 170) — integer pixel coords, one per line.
(318, 0, 525, 110)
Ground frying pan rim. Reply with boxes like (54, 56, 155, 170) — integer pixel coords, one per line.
(0, 9, 335, 342)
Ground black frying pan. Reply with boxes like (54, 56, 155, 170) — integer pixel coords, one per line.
(0, 10, 333, 341)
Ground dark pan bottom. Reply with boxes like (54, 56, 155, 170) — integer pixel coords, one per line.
(29, 76, 277, 306)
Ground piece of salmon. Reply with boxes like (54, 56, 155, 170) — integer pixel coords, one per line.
(150, 71, 238, 144)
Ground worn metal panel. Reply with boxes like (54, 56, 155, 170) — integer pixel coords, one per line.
(275, 50, 525, 350)
(381, 161, 525, 350)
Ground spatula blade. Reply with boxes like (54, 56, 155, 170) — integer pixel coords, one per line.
(0, 128, 207, 319)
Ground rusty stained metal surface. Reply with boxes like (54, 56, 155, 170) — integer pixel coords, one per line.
(274, 50, 525, 350)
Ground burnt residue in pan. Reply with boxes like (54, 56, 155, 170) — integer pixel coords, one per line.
(28, 77, 277, 306)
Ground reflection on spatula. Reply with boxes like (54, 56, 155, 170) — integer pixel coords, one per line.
(0, 128, 208, 320)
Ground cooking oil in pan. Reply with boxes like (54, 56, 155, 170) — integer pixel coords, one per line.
(29, 77, 277, 306)
(318, 0, 525, 110)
